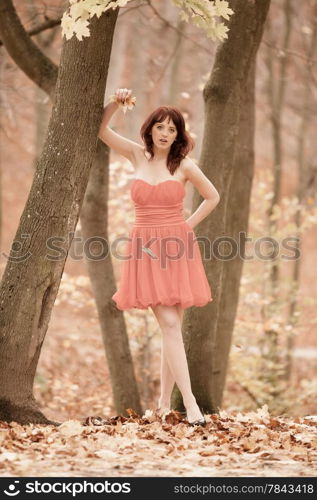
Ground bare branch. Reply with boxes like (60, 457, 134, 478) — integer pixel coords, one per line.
(0, 0, 57, 98)
(0, 17, 62, 47)
(146, 0, 213, 56)
(262, 39, 317, 65)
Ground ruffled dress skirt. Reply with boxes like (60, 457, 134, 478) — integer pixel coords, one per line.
(111, 179, 213, 310)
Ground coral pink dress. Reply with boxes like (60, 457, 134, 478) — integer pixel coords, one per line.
(111, 178, 213, 310)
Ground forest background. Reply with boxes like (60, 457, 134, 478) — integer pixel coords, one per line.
(0, 0, 316, 426)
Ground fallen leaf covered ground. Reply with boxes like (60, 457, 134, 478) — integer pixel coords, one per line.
(0, 277, 316, 478)
(0, 407, 316, 477)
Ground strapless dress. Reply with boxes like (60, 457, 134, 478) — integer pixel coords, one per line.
(111, 178, 213, 310)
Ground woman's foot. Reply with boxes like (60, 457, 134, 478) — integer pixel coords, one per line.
(187, 415, 206, 427)
(156, 407, 170, 417)
(184, 397, 206, 426)
(156, 399, 170, 416)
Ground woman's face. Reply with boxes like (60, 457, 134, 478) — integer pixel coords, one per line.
(151, 117, 178, 150)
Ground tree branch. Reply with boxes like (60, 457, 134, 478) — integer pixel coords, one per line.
(262, 38, 317, 65)
(0, 0, 58, 98)
(146, 0, 213, 56)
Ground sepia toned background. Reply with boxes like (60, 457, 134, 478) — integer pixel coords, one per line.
(1, 0, 316, 425)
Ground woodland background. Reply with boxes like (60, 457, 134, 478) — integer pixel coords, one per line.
(0, 0, 316, 477)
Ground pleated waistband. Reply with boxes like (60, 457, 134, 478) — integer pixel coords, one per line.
(133, 203, 186, 227)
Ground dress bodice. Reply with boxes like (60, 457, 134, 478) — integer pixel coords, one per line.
(130, 179, 186, 227)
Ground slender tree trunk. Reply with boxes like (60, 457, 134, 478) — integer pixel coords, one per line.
(0, 9, 119, 424)
(172, 0, 271, 414)
(285, 0, 317, 380)
(261, 0, 293, 393)
(168, 18, 186, 105)
(80, 140, 142, 415)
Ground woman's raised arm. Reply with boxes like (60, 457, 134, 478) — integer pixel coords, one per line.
(98, 88, 143, 163)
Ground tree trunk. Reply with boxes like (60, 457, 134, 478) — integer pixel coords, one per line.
(0, 9, 119, 425)
(168, 18, 186, 105)
(80, 140, 142, 415)
(0, 0, 142, 420)
(261, 0, 293, 394)
(285, 0, 317, 380)
(211, 60, 256, 407)
(172, 0, 271, 414)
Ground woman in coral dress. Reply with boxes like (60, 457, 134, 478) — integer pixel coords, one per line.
(98, 88, 220, 425)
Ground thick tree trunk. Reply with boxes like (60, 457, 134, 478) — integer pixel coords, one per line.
(211, 60, 256, 406)
(172, 0, 271, 414)
(0, 0, 142, 421)
(80, 140, 142, 415)
(0, 9, 119, 424)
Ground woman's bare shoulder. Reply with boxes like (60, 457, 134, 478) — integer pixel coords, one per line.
(179, 156, 194, 179)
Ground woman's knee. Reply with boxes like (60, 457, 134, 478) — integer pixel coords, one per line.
(151, 304, 180, 331)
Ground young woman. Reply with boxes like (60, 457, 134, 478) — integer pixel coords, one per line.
(98, 88, 220, 426)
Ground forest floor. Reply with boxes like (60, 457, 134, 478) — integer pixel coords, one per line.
(0, 272, 316, 477)
(0, 409, 316, 477)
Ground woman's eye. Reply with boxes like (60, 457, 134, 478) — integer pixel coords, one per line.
(157, 125, 175, 132)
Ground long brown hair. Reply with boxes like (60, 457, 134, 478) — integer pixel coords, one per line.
(140, 106, 195, 175)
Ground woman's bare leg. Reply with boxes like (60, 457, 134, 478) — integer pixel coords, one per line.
(151, 304, 185, 410)
(151, 305, 174, 410)
(151, 304, 204, 422)
(175, 303, 185, 324)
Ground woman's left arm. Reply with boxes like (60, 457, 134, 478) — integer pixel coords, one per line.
(183, 157, 220, 229)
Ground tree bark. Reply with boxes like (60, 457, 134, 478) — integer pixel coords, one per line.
(0, 0, 142, 421)
(172, 0, 271, 414)
(0, 8, 120, 424)
(212, 60, 256, 407)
